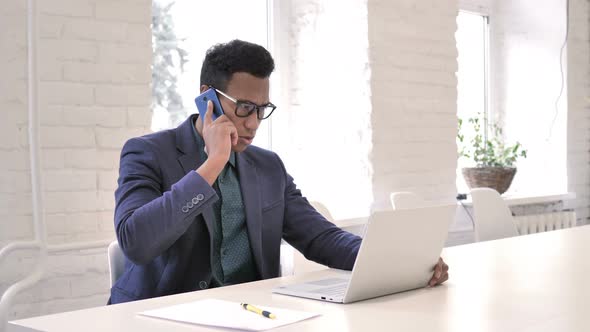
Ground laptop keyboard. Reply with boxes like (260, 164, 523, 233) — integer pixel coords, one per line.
(317, 283, 348, 296)
(307, 278, 347, 286)
(273, 277, 350, 300)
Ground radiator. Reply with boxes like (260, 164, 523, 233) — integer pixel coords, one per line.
(514, 211, 577, 235)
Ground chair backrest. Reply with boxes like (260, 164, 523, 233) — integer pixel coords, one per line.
(390, 192, 424, 209)
(107, 240, 126, 288)
(470, 187, 519, 242)
(281, 200, 336, 276)
(279, 240, 295, 277)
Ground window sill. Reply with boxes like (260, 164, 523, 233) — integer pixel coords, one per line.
(460, 192, 576, 207)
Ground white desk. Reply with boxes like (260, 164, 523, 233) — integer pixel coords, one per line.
(9, 225, 590, 332)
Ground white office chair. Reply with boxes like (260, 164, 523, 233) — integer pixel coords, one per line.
(276, 200, 332, 277)
(279, 200, 335, 276)
(390, 191, 424, 209)
(107, 240, 126, 288)
(470, 188, 519, 242)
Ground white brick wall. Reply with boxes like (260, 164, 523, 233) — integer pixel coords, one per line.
(368, 0, 459, 209)
(567, 0, 590, 224)
(4, 247, 110, 319)
(1, 0, 151, 320)
(0, 0, 33, 253)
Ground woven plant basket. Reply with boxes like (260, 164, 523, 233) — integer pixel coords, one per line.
(461, 167, 517, 194)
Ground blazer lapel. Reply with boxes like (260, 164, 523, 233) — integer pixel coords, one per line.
(175, 114, 215, 237)
(237, 152, 264, 275)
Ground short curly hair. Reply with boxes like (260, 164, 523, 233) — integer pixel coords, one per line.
(200, 40, 275, 91)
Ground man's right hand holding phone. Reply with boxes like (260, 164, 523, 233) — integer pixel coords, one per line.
(196, 100, 238, 185)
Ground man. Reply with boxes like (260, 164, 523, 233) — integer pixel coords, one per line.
(109, 40, 448, 304)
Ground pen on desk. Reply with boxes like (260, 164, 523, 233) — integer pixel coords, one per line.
(240, 303, 276, 319)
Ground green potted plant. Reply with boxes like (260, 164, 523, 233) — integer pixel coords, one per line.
(457, 115, 527, 194)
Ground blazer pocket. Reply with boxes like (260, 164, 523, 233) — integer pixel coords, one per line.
(262, 199, 283, 213)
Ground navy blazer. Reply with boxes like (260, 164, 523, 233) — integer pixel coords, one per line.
(109, 114, 361, 304)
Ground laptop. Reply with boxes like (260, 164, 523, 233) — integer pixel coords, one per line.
(272, 204, 456, 304)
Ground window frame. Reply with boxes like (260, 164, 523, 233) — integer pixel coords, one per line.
(456, 10, 492, 192)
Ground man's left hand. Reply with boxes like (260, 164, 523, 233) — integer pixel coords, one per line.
(428, 257, 449, 287)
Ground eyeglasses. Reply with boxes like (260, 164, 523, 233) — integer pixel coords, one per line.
(213, 88, 277, 120)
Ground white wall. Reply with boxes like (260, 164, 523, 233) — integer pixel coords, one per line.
(368, 0, 460, 209)
(0, 0, 151, 319)
(567, 0, 590, 223)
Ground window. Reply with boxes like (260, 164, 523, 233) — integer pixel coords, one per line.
(151, 0, 273, 150)
(455, 11, 490, 193)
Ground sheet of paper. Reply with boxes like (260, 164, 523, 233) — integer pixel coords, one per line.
(138, 298, 320, 331)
